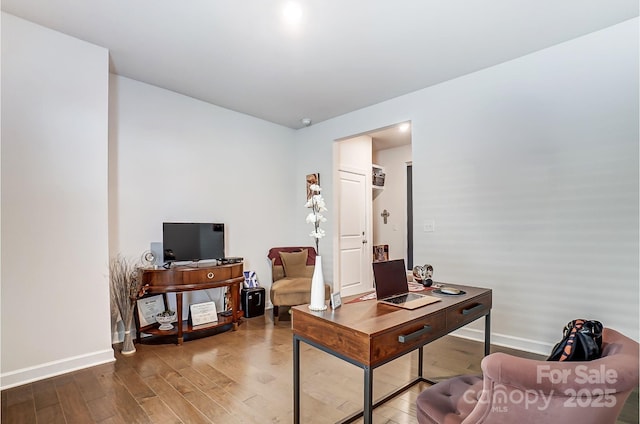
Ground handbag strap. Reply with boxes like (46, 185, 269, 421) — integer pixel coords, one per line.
(559, 319, 585, 361)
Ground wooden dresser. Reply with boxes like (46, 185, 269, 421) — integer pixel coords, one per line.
(135, 263, 244, 345)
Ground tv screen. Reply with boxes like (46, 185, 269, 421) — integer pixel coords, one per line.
(162, 222, 225, 263)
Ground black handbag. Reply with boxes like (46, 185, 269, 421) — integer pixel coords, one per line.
(547, 319, 603, 361)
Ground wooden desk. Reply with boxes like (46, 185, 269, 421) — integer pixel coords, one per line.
(292, 284, 492, 424)
(136, 263, 244, 345)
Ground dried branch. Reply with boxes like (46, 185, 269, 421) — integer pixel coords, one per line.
(109, 255, 143, 353)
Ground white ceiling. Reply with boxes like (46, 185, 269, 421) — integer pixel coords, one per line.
(2, 1, 637, 129)
(369, 123, 412, 151)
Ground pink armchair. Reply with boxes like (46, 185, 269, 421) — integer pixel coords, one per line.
(416, 328, 639, 424)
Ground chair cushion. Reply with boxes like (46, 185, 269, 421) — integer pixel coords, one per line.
(279, 250, 308, 278)
(270, 277, 331, 306)
(416, 375, 483, 424)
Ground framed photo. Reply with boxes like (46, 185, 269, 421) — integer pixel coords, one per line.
(189, 301, 218, 326)
(306, 173, 319, 200)
(330, 292, 342, 309)
(373, 244, 389, 262)
(136, 295, 167, 327)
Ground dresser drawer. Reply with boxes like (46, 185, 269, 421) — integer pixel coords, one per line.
(179, 267, 232, 284)
(371, 311, 446, 365)
(141, 269, 174, 286)
(446, 293, 492, 329)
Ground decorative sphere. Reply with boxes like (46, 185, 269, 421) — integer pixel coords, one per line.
(413, 264, 434, 287)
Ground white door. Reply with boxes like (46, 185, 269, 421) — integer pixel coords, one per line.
(338, 170, 372, 296)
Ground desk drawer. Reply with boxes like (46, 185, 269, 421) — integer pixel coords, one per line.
(141, 269, 173, 286)
(180, 267, 232, 284)
(371, 311, 446, 365)
(446, 293, 492, 329)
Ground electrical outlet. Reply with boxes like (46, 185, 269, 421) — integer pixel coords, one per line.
(423, 220, 435, 232)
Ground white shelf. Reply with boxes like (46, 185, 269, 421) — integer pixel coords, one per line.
(372, 164, 385, 189)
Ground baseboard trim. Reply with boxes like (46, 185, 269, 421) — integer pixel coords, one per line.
(1, 349, 115, 390)
(452, 327, 554, 357)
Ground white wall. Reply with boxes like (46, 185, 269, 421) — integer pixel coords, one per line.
(109, 75, 299, 315)
(1, 12, 636, 390)
(1, 13, 113, 388)
(337, 135, 373, 172)
(295, 18, 639, 354)
(373, 144, 412, 262)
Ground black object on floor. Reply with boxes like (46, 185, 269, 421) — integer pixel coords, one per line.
(241, 287, 266, 318)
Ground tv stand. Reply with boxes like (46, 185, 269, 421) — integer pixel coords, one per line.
(135, 262, 244, 345)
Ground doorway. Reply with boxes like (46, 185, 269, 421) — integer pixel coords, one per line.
(334, 122, 412, 296)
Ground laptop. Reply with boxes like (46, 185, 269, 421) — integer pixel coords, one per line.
(373, 259, 441, 310)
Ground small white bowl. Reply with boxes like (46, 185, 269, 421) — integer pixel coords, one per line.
(156, 312, 176, 330)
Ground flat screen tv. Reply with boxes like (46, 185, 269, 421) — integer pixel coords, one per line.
(162, 222, 225, 264)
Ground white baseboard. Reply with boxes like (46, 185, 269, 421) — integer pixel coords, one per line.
(452, 327, 554, 357)
(0, 349, 115, 390)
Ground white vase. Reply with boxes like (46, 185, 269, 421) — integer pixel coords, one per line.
(309, 255, 327, 311)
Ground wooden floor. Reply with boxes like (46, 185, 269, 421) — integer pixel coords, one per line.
(2, 315, 638, 423)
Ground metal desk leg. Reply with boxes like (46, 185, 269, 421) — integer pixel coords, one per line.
(364, 366, 373, 424)
(484, 312, 491, 356)
(418, 346, 424, 378)
(294, 336, 300, 424)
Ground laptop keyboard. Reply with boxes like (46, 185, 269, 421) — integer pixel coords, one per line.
(386, 294, 409, 304)
(384, 293, 426, 304)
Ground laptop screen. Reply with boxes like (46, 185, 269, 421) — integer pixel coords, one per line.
(373, 259, 409, 299)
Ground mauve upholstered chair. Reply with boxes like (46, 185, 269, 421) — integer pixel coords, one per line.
(416, 328, 639, 424)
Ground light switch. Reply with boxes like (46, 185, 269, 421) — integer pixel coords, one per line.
(423, 220, 435, 232)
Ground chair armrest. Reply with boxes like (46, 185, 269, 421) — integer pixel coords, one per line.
(482, 352, 638, 394)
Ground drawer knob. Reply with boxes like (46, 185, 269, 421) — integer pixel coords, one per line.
(207, 272, 215, 279)
(462, 303, 485, 315)
(398, 325, 432, 343)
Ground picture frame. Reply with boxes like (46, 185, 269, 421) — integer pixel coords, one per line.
(373, 244, 389, 262)
(306, 173, 319, 200)
(189, 301, 218, 326)
(136, 295, 167, 327)
(330, 292, 342, 309)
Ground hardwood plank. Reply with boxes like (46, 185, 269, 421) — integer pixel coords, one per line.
(142, 374, 209, 424)
(96, 416, 128, 424)
(92, 363, 120, 396)
(1, 315, 637, 424)
(114, 366, 157, 401)
(73, 369, 107, 403)
(32, 379, 61, 411)
(3, 399, 37, 424)
(4, 385, 33, 407)
(203, 386, 279, 423)
(109, 375, 153, 424)
(1, 389, 6, 418)
(56, 380, 95, 423)
(162, 367, 236, 422)
(35, 403, 67, 424)
(85, 394, 121, 422)
(137, 396, 182, 424)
